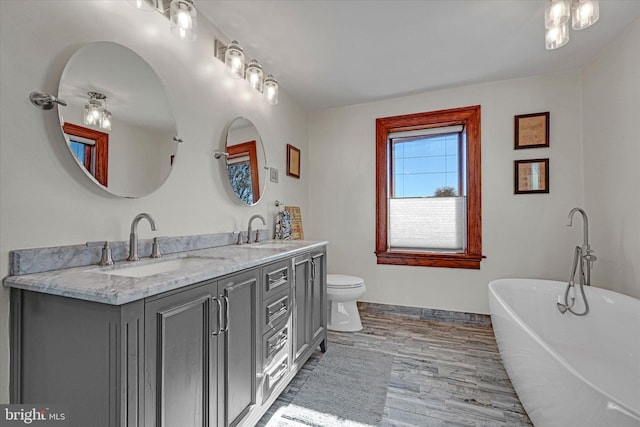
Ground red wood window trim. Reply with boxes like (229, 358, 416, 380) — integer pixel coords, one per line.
(62, 122, 109, 187)
(226, 140, 260, 202)
(375, 105, 483, 269)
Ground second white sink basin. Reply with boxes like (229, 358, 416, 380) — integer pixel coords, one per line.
(96, 257, 214, 278)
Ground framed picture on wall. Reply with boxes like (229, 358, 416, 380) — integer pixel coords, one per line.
(514, 158, 549, 194)
(286, 144, 301, 178)
(514, 112, 549, 149)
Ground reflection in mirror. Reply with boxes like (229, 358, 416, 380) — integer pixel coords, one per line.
(224, 117, 266, 205)
(58, 42, 178, 198)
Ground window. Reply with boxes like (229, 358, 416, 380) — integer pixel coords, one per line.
(375, 105, 483, 269)
(63, 122, 109, 187)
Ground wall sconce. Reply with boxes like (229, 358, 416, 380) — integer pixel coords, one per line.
(545, 0, 599, 50)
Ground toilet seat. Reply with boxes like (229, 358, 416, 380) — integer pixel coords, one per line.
(327, 274, 364, 289)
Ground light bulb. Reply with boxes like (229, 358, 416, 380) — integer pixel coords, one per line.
(545, 21, 570, 50)
(264, 74, 278, 105)
(545, 0, 570, 29)
(170, 0, 197, 41)
(572, 0, 599, 30)
(225, 40, 245, 79)
(246, 59, 264, 92)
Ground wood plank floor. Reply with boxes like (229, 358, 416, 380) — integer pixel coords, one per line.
(258, 305, 533, 426)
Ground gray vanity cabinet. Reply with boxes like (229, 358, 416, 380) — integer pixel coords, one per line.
(144, 268, 258, 427)
(292, 250, 327, 365)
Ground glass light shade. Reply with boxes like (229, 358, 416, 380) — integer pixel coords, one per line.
(225, 40, 245, 79)
(133, 0, 156, 11)
(245, 59, 264, 92)
(170, 0, 197, 42)
(545, 21, 570, 50)
(264, 74, 278, 105)
(101, 110, 112, 131)
(545, 0, 571, 29)
(84, 100, 102, 126)
(572, 0, 599, 30)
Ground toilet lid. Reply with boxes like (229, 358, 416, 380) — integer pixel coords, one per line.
(327, 274, 364, 289)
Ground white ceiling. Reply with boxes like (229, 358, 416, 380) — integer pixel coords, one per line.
(196, 0, 639, 111)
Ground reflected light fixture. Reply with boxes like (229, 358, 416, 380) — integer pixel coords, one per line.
(170, 0, 197, 41)
(225, 40, 246, 79)
(246, 59, 264, 92)
(545, 0, 599, 50)
(83, 92, 112, 131)
(264, 74, 279, 105)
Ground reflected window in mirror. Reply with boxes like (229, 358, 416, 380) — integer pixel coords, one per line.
(226, 141, 260, 205)
(222, 117, 267, 206)
(63, 122, 108, 187)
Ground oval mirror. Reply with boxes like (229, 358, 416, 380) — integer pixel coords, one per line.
(58, 42, 178, 198)
(223, 117, 267, 205)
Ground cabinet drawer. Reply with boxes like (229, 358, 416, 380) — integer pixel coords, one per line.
(263, 260, 289, 297)
(263, 355, 289, 403)
(264, 324, 288, 362)
(265, 293, 289, 327)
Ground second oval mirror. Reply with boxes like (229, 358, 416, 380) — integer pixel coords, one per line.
(223, 117, 266, 205)
(58, 42, 178, 198)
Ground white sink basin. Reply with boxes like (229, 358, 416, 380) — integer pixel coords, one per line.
(96, 257, 213, 278)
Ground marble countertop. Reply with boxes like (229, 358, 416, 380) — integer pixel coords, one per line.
(3, 240, 327, 306)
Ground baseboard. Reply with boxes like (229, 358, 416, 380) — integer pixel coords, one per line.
(357, 301, 491, 327)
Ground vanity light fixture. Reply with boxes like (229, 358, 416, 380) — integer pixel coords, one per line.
(214, 39, 279, 106)
(544, 0, 599, 50)
(169, 0, 197, 41)
(246, 59, 264, 93)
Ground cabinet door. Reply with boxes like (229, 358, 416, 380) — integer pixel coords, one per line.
(218, 269, 259, 427)
(310, 250, 326, 344)
(145, 282, 218, 427)
(292, 255, 311, 362)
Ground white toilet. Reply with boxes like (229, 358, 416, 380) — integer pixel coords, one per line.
(326, 274, 366, 332)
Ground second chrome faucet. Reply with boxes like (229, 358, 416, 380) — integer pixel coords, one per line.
(128, 213, 157, 261)
(247, 214, 266, 244)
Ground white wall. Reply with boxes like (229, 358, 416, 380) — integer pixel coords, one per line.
(308, 71, 586, 315)
(582, 19, 640, 299)
(0, 1, 309, 403)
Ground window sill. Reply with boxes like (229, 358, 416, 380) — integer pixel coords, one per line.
(375, 251, 484, 269)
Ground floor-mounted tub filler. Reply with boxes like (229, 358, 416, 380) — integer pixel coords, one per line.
(489, 278, 640, 427)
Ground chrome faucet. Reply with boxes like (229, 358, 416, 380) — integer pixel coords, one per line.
(558, 207, 596, 316)
(128, 213, 157, 261)
(247, 214, 266, 244)
(567, 207, 596, 286)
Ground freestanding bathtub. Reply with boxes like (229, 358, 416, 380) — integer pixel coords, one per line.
(488, 278, 640, 427)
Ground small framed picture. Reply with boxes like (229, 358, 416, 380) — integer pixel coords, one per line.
(515, 112, 549, 149)
(286, 144, 301, 178)
(514, 158, 549, 194)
